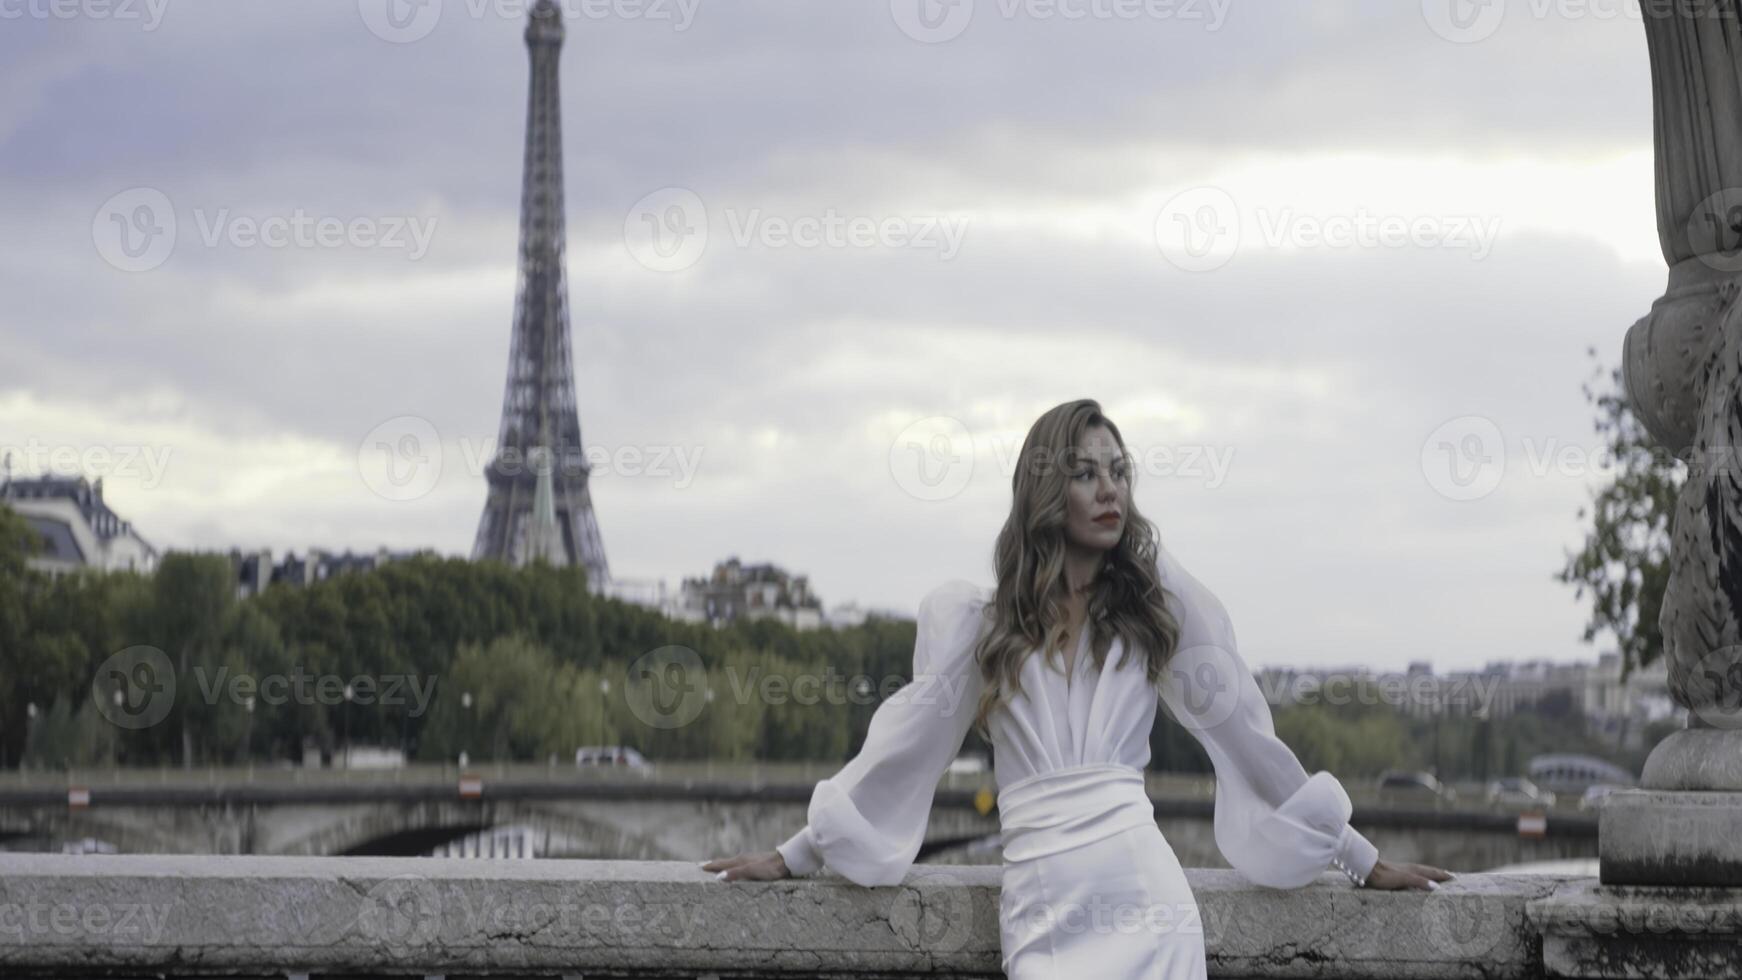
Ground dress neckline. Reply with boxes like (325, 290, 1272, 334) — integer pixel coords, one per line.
(1059, 620, 1089, 693)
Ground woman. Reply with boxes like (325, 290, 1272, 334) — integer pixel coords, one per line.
(704, 399, 1453, 977)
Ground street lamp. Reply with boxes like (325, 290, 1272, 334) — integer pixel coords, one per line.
(243, 696, 255, 776)
(598, 678, 611, 746)
(1431, 696, 1444, 796)
(24, 702, 37, 771)
(110, 689, 123, 771)
(461, 691, 473, 770)
(341, 684, 354, 769)
(1473, 704, 1492, 785)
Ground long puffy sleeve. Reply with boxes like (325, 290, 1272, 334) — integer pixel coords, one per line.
(776, 579, 988, 887)
(1155, 547, 1380, 889)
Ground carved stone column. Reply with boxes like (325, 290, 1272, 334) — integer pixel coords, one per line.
(1606, 0, 1742, 887)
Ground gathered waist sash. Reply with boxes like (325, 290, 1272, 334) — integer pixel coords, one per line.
(996, 762, 1157, 864)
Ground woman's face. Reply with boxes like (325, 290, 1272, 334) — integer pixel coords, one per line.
(1062, 424, 1129, 553)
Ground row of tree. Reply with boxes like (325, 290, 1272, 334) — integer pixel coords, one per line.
(0, 507, 904, 771)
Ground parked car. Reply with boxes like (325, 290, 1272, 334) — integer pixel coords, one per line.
(1376, 769, 1457, 803)
(575, 745, 650, 769)
(1485, 777, 1556, 808)
(946, 753, 988, 776)
(61, 838, 117, 855)
(1527, 754, 1636, 796)
(1579, 783, 1625, 811)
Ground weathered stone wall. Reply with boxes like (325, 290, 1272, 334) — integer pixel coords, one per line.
(0, 853, 1599, 979)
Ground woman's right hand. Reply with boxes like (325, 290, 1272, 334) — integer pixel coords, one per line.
(1363, 858, 1455, 890)
(702, 849, 791, 882)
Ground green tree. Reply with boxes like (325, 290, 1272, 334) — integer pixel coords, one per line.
(417, 635, 592, 763)
(1272, 689, 1419, 778)
(20, 695, 106, 770)
(1557, 348, 1684, 679)
(145, 553, 236, 767)
(197, 601, 286, 765)
(0, 504, 39, 766)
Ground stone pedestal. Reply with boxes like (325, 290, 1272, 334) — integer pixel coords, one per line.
(1599, 789, 1742, 887)
(1529, 878, 1742, 980)
(1600, 721, 1742, 891)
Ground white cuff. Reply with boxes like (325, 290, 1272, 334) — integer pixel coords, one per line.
(1331, 823, 1379, 886)
(776, 826, 824, 877)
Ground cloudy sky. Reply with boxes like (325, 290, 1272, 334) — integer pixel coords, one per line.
(2, 0, 1669, 674)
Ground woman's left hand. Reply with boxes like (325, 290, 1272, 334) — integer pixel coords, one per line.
(1362, 858, 1455, 890)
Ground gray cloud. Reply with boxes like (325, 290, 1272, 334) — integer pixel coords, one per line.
(0, 0, 1671, 671)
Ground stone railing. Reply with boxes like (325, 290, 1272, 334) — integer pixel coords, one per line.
(6, 853, 1724, 979)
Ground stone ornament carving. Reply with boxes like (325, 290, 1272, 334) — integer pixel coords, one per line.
(1622, 0, 1742, 788)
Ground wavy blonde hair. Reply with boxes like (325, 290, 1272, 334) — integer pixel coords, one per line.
(965, 399, 1183, 740)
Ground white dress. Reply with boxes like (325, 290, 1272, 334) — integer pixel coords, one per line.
(775, 543, 1381, 979)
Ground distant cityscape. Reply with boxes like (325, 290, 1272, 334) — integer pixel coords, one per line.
(1257, 654, 1679, 753)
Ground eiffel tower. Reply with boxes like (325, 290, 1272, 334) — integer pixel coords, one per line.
(471, 0, 609, 590)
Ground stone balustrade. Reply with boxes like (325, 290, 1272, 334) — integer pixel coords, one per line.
(5, 854, 1732, 978)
